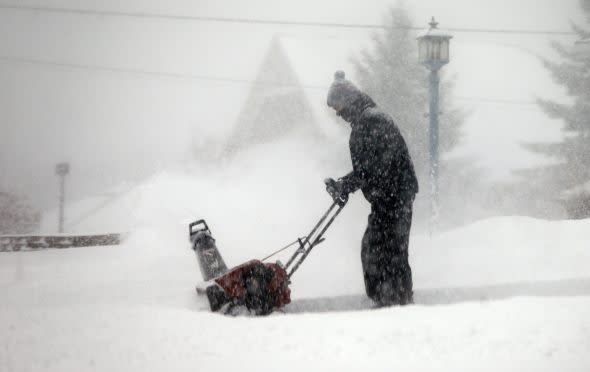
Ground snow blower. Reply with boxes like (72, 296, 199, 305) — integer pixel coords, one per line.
(190, 200, 346, 315)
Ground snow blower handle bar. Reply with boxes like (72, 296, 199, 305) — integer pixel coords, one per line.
(285, 201, 345, 278)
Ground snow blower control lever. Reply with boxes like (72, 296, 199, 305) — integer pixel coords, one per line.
(283, 201, 345, 278)
(191, 200, 346, 315)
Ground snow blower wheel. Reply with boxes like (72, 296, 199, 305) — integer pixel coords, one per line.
(243, 263, 276, 315)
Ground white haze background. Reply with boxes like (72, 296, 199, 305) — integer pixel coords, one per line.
(2, 2, 590, 371)
(0, 0, 584, 219)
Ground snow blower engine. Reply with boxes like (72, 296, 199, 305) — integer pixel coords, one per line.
(190, 200, 345, 315)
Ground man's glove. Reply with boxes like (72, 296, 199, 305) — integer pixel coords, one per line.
(324, 178, 349, 206)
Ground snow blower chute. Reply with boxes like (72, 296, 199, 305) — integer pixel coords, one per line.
(190, 200, 346, 315)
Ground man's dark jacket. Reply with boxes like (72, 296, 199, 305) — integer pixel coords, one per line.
(338, 93, 419, 204)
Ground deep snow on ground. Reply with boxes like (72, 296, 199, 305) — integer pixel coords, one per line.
(3, 213, 590, 370)
(4, 142, 590, 371)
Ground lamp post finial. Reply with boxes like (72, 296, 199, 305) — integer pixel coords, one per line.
(429, 16, 438, 29)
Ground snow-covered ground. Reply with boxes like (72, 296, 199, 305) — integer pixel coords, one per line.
(3, 215, 590, 371)
(4, 145, 590, 371)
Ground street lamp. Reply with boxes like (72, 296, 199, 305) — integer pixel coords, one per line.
(417, 17, 452, 230)
(55, 162, 70, 233)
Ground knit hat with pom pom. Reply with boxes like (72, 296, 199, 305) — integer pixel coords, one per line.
(327, 71, 363, 111)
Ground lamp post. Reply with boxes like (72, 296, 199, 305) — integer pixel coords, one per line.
(417, 17, 452, 230)
(55, 162, 70, 233)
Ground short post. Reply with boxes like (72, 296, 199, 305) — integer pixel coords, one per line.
(55, 162, 70, 233)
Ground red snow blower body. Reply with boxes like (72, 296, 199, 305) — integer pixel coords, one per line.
(207, 259, 291, 315)
(190, 201, 345, 315)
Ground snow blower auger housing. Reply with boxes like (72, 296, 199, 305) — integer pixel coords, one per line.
(190, 201, 345, 315)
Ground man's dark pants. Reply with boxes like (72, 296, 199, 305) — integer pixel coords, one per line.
(361, 194, 415, 306)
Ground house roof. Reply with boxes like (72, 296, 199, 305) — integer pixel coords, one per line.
(223, 35, 360, 153)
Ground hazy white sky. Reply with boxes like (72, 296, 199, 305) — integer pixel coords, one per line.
(0, 0, 584, 209)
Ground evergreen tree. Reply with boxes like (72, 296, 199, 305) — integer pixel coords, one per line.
(351, 6, 470, 227)
(521, 0, 590, 217)
(0, 191, 39, 234)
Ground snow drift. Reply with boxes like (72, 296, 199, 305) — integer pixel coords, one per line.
(2, 213, 590, 371)
(4, 140, 590, 370)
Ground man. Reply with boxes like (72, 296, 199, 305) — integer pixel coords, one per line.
(325, 71, 419, 306)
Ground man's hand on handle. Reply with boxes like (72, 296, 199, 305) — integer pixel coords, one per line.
(324, 178, 349, 207)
